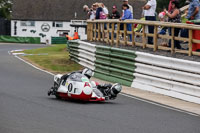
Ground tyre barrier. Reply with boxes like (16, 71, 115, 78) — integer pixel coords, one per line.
(68, 40, 200, 104)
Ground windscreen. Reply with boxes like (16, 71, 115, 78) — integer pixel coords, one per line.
(68, 73, 88, 82)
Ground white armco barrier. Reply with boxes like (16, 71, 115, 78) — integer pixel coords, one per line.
(79, 41, 96, 53)
(77, 41, 96, 70)
(134, 52, 200, 104)
(135, 63, 200, 86)
(136, 52, 200, 74)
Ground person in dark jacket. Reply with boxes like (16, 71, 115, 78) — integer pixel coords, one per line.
(95, 6, 103, 19)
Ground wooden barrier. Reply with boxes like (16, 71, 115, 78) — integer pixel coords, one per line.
(87, 19, 200, 56)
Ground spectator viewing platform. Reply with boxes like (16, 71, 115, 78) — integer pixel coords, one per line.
(87, 18, 200, 57)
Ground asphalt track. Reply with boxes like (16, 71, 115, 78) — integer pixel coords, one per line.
(0, 43, 200, 133)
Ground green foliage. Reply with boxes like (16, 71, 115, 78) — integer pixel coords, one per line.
(157, 0, 186, 13)
(0, 0, 12, 19)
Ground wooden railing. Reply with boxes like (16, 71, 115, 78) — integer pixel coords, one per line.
(87, 19, 200, 56)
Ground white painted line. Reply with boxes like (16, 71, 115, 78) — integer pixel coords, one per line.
(11, 49, 24, 52)
(10, 50, 200, 117)
(120, 93, 199, 117)
(12, 53, 25, 56)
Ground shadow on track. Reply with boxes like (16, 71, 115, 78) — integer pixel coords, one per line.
(47, 97, 118, 105)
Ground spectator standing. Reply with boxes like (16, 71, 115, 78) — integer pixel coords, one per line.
(96, 3, 107, 20)
(120, 4, 133, 41)
(89, 4, 97, 20)
(101, 3, 109, 19)
(165, 1, 182, 49)
(187, 0, 200, 20)
(122, 0, 133, 14)
(168, 0, 179, 12)
(121, 0, 133, 32)
(110, 6, 121, 39)
(110, 6, 121, 19)
(95, 3, 103, 19)
(83, 5, 90, 18)
(143, 0, 157, 44)
(83, 4, 96, 20)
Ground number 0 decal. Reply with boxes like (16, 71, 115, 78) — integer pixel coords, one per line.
(68, 83, 73, 92)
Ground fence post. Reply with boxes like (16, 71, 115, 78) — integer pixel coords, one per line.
(87, 23, 90, 41)
(98, 23, 101, 41)
(189, 29, 193, 56)
(124, 23, 127, 45)
(142, 25, 146, 48)
(132, 23, 135, 46)
(102, 23, 105, 42)
(91, 23, 94, 41)
(116, 23, 120, 47)
(111, 23, 115, 45)
(171, 27, 175, 54)
(94, 23, 97, 41)
(153, 26, 158, 51)
(107, 22, 110, 44)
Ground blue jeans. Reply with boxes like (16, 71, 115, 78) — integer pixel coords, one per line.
(127, 24, 132, 41)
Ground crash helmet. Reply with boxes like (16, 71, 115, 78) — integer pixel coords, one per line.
(82, 68, 93, 79)
(110, 83, 122, 97)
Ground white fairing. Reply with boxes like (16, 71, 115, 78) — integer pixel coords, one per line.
(55, 72, 106, 101)
(83, 86, 93, 95)
(91, 81, 97, 88)
(57, 73, 93, 96)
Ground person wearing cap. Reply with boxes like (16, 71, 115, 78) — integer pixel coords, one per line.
(120, 4, 133, 41)
(123, 0, 133, 14)
(110, 5, 120, 19)
(143, 0, 157, 44)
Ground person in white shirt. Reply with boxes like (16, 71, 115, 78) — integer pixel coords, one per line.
(83, 4, 97, 20)
(143, 0, 157, 44)
(101, 3, 109, 19)
(90, 4, 97, 20)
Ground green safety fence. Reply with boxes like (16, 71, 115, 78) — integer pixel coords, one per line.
(0, 35, 40, 44)
(67, 41, 137, 87)
(67, 41, 80, 62)
(51, 37, 67, 44)
(94, 45, 137, 86)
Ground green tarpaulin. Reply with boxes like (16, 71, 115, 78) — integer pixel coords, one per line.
(51, 37, 67, 44)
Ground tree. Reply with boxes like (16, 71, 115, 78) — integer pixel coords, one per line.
(157, 0, 186, 13)
(0, 0, 12, 19)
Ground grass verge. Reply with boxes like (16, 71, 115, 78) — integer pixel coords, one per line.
(21, 44, 83, 74)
